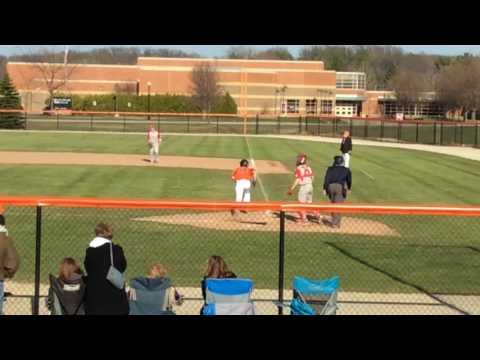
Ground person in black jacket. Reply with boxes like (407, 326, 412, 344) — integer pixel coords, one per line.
(340, 130, 352, 168)
(323, 156, 352, 228)
(84, 223, 129, 315)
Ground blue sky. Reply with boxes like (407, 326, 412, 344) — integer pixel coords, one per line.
(1, 45, 480, 57)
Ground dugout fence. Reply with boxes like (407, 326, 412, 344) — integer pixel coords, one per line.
(1, 109, 479, 148)
(1, 196, 479, 315)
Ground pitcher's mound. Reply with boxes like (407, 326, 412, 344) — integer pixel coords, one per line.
(133, 211, 399, 237)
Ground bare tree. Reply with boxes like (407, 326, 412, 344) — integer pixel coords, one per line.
(226, 46, 257, 59)
(20, 47, 78, 109)
(190, 62, 222, 113)
(436, 57, 480, 120)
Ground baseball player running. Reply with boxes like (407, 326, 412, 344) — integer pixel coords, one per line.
(231, 159, 257, 216)
(147, 125, 162, 163)
(287, 154, 317, 224)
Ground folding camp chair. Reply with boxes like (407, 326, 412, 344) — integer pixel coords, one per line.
(277, 276, 340, 315)
(47, 274, 85, 315)
(202, 278, 256, 315)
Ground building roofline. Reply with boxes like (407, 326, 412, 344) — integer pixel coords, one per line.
(7, 62, 139, 69)
(137, 56, 324, 65)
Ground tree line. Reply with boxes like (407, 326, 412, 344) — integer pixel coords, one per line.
(2, 46, 480, 119)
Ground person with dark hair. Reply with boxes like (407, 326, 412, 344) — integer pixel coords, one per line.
(340, 130, 352, 168)
(231, 159, 256, 216)
(323, 156, 352, 228)
(200, 255, 237, 313)
(46, 257, 85, 315)
(0, 208, 20, 315)
(84, 223, 129, 315)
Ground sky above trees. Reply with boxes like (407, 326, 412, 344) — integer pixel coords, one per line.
(1, 45, 480, 58)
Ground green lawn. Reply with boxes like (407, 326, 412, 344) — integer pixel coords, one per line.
(0, 132, 479, 299)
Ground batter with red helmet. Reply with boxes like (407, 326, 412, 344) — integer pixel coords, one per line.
(287, 154, 316, 224)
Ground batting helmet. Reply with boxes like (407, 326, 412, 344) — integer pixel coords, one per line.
(240, 159, 249, 167)
(296, 153, 307, 166)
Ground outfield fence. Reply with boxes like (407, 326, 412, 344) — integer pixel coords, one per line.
(1, 196, 479, 315)
(1, 110, 480, 148)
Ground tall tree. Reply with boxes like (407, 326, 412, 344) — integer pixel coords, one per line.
(0, 73, 24, 128)
(436, 57, 480, 120)
(190, 62, 222, 113)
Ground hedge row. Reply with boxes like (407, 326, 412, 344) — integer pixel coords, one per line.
(48, 93, 238, 114)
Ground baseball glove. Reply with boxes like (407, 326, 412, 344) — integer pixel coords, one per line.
(252, 180, 257, 187)
(287, 189, 293, 196)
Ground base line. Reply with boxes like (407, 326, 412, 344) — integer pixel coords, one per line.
(360, 168, 375, 180)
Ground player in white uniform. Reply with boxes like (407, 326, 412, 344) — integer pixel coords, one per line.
(287, 154, 318, 224)
(147, 125, 162, 163)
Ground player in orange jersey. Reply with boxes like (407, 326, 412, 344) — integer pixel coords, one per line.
(231, 159, 257, 216)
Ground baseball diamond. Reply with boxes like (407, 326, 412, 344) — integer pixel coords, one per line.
(0, 131, 479, 315)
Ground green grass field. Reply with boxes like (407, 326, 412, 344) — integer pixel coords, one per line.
(1, 132, 479, 298)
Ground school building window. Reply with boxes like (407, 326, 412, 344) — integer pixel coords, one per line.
(287, 99, 300, 114)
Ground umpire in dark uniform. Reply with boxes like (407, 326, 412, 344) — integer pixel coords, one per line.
(323, 156, 352, 228)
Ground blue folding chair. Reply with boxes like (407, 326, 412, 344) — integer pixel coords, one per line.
(276, 276, 340, 315)
(202, 278, 256, 315)
(291, 276, 340, 315)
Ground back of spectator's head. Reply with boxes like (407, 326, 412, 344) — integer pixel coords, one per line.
(59, 257, 83, 282)
(95, 223, 113, 239)
(333, 156, 345, 167)
(149, 263, 168, 278)
(0, 205, 5, 226)
(205, 255, 232, 278)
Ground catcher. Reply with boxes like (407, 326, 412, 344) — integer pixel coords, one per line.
(287, 153, 317, 224)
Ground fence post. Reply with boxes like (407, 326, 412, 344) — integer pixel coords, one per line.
(33, 205, 42, 315)
(90, 115, 93, 131)
(123, 115, 126, 132)
(380, 120, 384, 141)
(278, 210, 286, 315)
(349, 118, 353, 136)
(364, 119, 368, 138)
(216, 116, 219, 134)
(255, 114, 259, 135)
(277, 116, 280, 134)
(157, 117, 160, 131)
(298, 116, 302, 134)
(433, 122, 437, 145)
(475, 122, 479, 148)
(332, 118, 336, 137)
(460, 124, 464, 146)
(187, 116, 190, 133)
(56, 113, 60, 130)
(440, 122, 444, 145)
(397, 122, 401, 142)
(416, 122, 419, 143)
(317, 117, 320, 136)
(454, 123, 458, 144)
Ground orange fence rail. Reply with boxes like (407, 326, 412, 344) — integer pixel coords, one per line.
(2, 195, 480, 216)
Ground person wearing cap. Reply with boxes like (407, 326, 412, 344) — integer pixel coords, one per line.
(323, 156, 352, 228)
(287, 154, 316, 224)
(0, 207, 21, 315)
(340, 130, 352, 168)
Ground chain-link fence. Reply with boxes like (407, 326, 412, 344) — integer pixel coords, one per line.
(2, 110, 479, 148)
(1, 197, 480, 315)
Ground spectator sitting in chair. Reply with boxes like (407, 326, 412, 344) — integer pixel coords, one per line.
(47, 257, 86, 315)
(0, 207, 20, 316)
(200, 255, 237, 314)
(128, 263, 184, 315)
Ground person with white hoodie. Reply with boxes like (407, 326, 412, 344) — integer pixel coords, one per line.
(84, 223, 129, 315)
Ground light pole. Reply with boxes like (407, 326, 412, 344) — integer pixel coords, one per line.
(147, 81, 152, 121)
(274, 89, 280, 115)
(281, 86, 287, 115)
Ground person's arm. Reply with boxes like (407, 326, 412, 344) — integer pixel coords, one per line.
(346, 169, 352, 190)
(288, 178, 300, 194)
(348, 138, 352, 153)
(4, 236, 20, 278)
(115, 245, 127, 273)
(323, 168, 330, 192)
